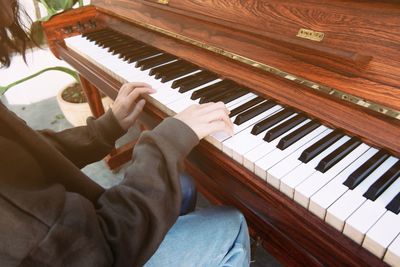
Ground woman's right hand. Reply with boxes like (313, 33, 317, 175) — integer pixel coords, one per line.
(174, 102, 234, 140)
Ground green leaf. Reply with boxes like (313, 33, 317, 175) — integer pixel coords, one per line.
(30, 21, 46, 46)
(0, 67, 79, 96)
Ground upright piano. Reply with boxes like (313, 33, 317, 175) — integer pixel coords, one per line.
(42, 1, 400, 266)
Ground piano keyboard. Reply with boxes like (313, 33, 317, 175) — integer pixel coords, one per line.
(64, 28, 400, 266)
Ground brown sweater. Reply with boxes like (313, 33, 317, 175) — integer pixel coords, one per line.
(0, 101, 198, 267)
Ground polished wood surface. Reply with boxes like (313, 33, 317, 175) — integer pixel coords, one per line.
(79, 75, 105, 117)
(94, 0, 400, 111)
(41, 2, 399, 266)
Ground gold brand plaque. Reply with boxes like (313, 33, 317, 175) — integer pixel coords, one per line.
(297, 28, 325, 42)
(157, 0, 169, 4)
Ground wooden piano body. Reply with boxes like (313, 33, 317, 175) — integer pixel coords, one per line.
(42, 1, 400, 266)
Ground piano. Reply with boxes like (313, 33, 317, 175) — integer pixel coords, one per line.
(42, 1, 400, 266)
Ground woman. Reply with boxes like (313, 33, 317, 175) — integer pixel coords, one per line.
(0, 0, 250, 266)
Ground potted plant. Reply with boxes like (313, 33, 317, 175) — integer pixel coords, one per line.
(0, 66, 113, 126)
(0, 0, 113, 126)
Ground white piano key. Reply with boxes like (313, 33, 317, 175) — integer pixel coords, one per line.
(267, 128, 333, 189)
(253, 125, 327, 180)
(294, 143, 370, 208)
(308, 147, 379, 219)
(224, 93, 257, 109)
(242, 113, 303, 171)
(216, 104, 282, 150)
(253, 119, 312, 179)
(343, 200, 385, 244)
(222, 106, 283, 159)
(279, 135, 350, 198)
(343, 169, 400, 244)
(384, 234, 400, 267)
(325, 156, 398, 231)
(363, 211, 400, 259)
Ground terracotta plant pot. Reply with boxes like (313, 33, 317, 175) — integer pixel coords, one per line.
(56, 85, 113, 127)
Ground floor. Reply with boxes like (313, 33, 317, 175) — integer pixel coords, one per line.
(1, 49, 282, 266)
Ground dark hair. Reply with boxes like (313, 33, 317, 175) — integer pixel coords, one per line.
(0, 0, 33, 68)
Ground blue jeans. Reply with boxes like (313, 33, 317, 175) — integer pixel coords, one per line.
(144, 206, 250, 267)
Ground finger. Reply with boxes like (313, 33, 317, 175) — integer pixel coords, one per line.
(125, 99, 146, 124)
(126, 87, 156, 108)
(119, 82, 153, 97)
(201, 109, 234, 136)
(207, 120, 230, 136)
(198, 102, 229, 116)
(200, 108, 225, 122)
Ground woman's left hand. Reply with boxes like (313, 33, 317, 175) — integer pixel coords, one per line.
(111, 82, 155, 130)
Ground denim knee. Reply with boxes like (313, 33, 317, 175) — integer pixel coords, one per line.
(179, 174, 197, 215)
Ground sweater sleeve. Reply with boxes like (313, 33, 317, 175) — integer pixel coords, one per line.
(38, 110, 126, 168)
(95, 117, 199, 267)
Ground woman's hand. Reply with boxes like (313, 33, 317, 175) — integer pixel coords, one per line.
(174, 102, 234, 140)
(112, 82, 155, 130)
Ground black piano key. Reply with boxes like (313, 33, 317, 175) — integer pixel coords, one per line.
(363, 160, 400, 201)
(277, 120, 320, 150)
(83, 28, 112, 38)
(98, 36, 129, 48)
(108, 40, 132, 50)
(234, 100, 277, 125)
(125, 47, 157, 61)
(98, 35, 128, 44)
(120, 45, 149, 60)
(160, 65, 200, 83)
(386, 192, 400, 214)
(211, 88, 248, 104)
(116, 45, 145, 58)
(113, 44, 142, 57)
(263, 114, 307, 142)
(179, 81, 210, 93)
(251, 108, 294, 135)
(172, 71, 216, 89)
(136, 54, 177, 70)
(94, 35, 123, 46)
(190, 80, 234, 100)
(149, 60, 184, 76)
(154, 62, 193, 79)
(299, 129, 344, 163)
(199, 85, 242, 104)
(229, 96, 265, 118)
(108, 38, 140, 49)
(83, 28, 114, 38)
(109, 42, 139, 54)
(127, 49, 162, 63)
(315, 137, 362, 173)
(86, 31, 119, 42)
(108, 42, 135, 54)
(199, 82, 242, 104)
(343, 149, 390, 189)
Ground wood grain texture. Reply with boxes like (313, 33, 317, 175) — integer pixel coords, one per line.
(79, 75, 105, 117)
(42, 6, 101, 58)
(93, 0, 400, 111)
